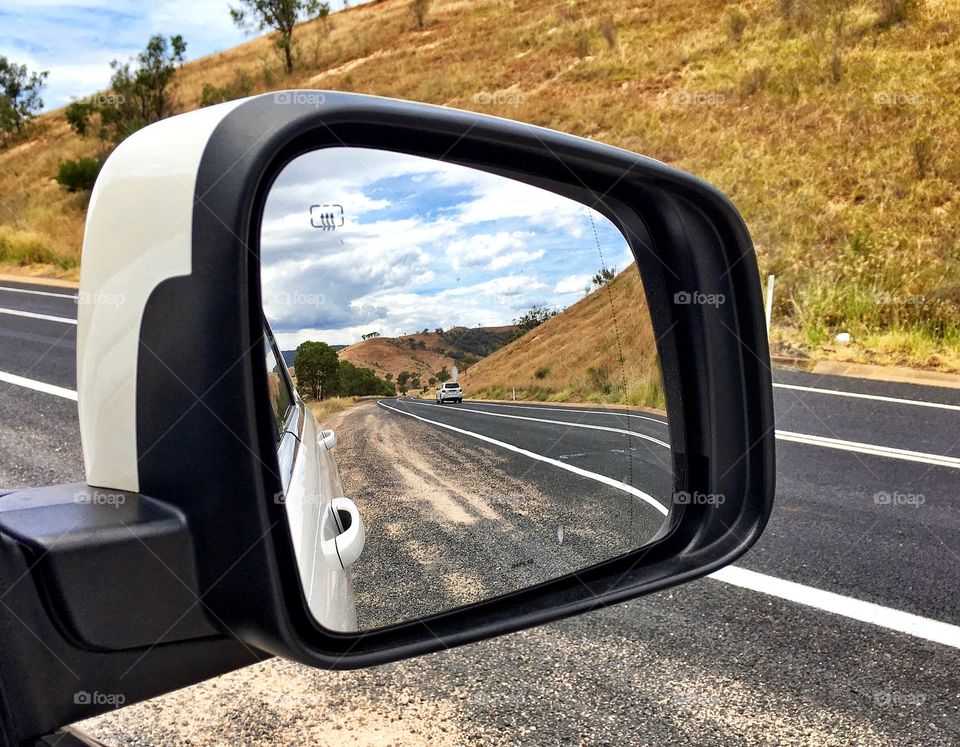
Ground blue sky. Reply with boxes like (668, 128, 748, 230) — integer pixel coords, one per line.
(260, 148, 635, 349)
(0, 0, 369, 110)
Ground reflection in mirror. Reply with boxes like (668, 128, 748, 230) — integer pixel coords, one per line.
(260, 147, 672, 632)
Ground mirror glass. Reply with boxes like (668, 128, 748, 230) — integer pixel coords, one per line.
(260, 147, 672, 632)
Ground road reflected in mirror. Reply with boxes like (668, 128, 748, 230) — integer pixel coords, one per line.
(261, 147, 672, 631)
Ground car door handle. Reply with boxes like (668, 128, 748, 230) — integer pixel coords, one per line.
(319, 429, 337, 450)
(320, 497, 364, 570)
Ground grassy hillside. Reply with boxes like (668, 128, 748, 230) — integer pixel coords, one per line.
(462, 267, 663, 408)
(339, 325, 517, 381)
(2, 0, 958, 368)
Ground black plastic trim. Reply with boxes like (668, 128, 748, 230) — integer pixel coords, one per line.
(0, 484, 217, 651)
(0, 491, 263, 742)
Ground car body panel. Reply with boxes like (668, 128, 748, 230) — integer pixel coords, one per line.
(279, 400, 357, 631)
(267, 328, 357, 631)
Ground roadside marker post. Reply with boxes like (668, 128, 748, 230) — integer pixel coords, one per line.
(765, 274, 775, 336)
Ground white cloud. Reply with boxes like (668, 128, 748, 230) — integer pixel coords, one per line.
(488, 249, 545, 271)
(554, 273, 593, 295)
(444, 230, 538, 271)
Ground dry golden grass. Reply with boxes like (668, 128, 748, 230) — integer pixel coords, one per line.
(1, 0, 958, 368)
(307, 397, 357, 424)
(462, 266, 664, 407)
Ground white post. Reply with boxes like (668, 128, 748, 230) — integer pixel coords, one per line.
(512, 387, 516, 401)
(764, 274, 775, 336)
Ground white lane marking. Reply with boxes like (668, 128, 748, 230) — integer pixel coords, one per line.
(379, 401, 669, 516)
(711, 566, 960, 649)
(0, 285, 77, 300)
(774, 381, 960, 412)
(461, 400, 958, 469)
(0, 307, 77, 325)
(777, 430, 960, 469)
(0, 371, 77, 401)
(413, 400, 671, 449)
(465, 400, 668, 426)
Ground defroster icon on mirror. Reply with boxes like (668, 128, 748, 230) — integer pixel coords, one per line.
(310, 203, 344, 231)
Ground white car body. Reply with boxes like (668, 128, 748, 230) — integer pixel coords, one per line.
(266, 328, 360, 632)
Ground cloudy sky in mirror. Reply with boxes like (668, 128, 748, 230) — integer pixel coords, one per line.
(261, 148, 634, 349)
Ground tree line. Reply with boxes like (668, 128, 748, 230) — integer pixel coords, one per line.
(293, 341, 395, 400)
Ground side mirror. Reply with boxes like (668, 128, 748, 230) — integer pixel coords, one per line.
(0, 91, 774, 738)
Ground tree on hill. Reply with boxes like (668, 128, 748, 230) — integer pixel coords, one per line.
(56, 158, 102, 192)
(65, 34, 187, 151)
(0, 57, 47, 145)
(293, 340, 339, 400)
(435, 368, 451, 383)
(514, 304, 558, 330)
(592, 267, 616, 288)
(230, 0, 324, 74)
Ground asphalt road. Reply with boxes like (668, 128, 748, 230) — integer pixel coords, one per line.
(327, 399, 669, 629)
(2, 279, 960, 745)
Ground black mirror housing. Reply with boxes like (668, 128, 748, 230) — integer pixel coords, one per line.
(137, 91, 775, 665)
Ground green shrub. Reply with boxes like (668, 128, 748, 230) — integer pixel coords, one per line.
(56, 158, 102, 192)
(534, 366, 550, 380)
(726, 5, 748, 42)
(199, 72, 254, 108)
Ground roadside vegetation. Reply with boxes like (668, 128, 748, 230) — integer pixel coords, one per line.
(306, 396, 356, 424)
(1, 0, 957, 369)
(292, 340, 395, 401)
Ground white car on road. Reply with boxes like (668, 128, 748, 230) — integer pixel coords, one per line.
(436, 381, 463, 404)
